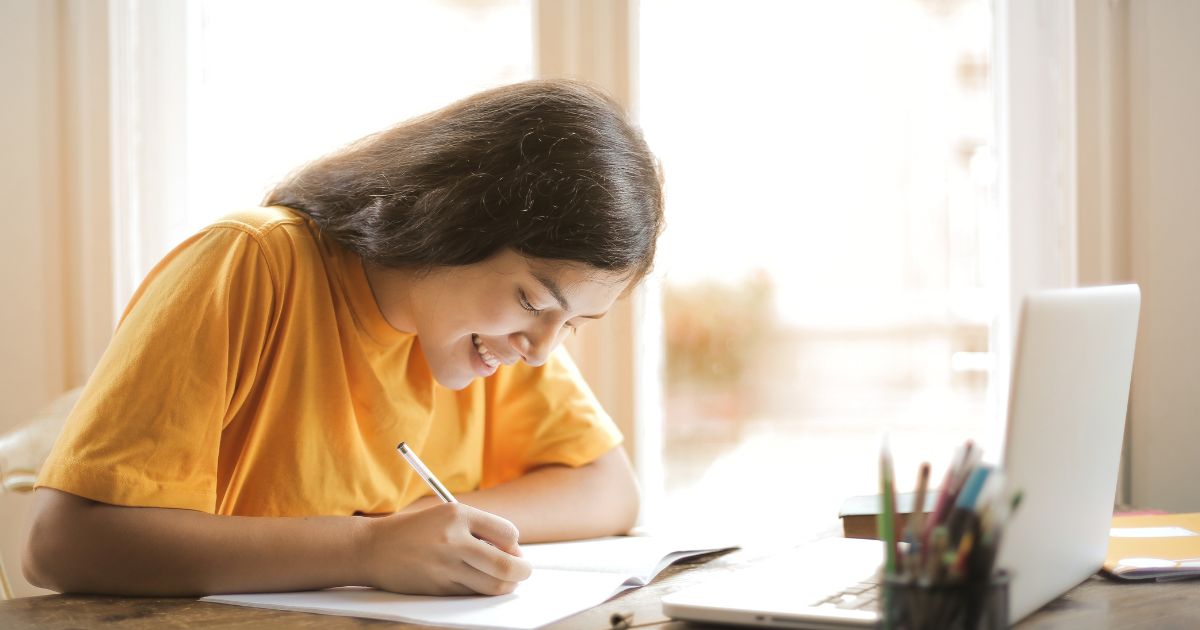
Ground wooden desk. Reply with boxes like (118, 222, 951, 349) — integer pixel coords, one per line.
(2, 545, 1198, 629)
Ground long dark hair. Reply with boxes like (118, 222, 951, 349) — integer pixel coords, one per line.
(265, 79, 664, 283)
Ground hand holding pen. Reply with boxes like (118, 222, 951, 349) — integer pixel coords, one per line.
(340, 441, 532, 596)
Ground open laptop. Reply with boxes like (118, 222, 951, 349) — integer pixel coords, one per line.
(662, 285, 1141, 628)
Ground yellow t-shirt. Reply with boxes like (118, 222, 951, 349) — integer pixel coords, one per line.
(37, 206, 622, 516)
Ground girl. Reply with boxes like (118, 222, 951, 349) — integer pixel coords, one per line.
(24, 79, 663, 598)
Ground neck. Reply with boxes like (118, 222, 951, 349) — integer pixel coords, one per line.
(362, 262, 418, 333)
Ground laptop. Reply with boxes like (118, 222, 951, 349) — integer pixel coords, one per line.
(662, 285, 1141, 628)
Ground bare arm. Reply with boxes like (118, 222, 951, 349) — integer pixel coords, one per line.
(404, 446, 641, 543)
(22, 488, 530, 597)
(23, 446, 636, 595)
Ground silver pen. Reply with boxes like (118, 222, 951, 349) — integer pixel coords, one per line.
(397, 441, 458, 503)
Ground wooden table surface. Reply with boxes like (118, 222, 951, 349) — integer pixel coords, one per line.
(3, 544, 1199, 629)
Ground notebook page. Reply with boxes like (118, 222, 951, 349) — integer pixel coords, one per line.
(520, 536, 734, 582)
(202, 536, 738, 628)
(205, 568, 630, 630)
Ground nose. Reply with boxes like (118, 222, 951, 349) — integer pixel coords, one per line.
(509, 325, 559, 367)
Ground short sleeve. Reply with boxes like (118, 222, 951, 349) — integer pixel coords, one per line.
(481, 347, 623, 488)
(36, 226, 276, 512)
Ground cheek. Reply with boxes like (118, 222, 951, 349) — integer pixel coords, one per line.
(473, 296, 530, 334)
(451, 305, 525, 338)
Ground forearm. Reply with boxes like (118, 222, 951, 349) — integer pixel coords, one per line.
(428, 447, 641, 543)
(24, 488, 367, 596)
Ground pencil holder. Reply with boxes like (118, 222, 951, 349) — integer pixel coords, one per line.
(878, 570, 1009, 630)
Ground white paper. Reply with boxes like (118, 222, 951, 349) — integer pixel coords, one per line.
(202, 536, 735, 629)
(206, 569, 629, 630)
(1110, 526, 1199, 538)
(519, 535, 712, 580)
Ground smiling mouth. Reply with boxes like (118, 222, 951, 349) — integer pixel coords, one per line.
(472, 334, 502, 369)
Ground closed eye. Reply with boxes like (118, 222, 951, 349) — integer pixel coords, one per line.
(518, 290, 543, 316)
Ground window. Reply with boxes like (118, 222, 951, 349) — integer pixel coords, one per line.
(640, 0, 998, 540)
(116, 0, 534, 303)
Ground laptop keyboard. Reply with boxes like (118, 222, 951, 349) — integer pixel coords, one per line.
(811, 581, 881, 611)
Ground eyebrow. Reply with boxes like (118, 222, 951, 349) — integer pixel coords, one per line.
(531, 272, 607, 320)
(532, 272, 571, 312)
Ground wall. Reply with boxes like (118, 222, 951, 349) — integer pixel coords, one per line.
(1, 0, 112, 597)
(1075, 0, 1200, 512)
(1, 0, 68, 598)
(1125, 0, 1200, 512)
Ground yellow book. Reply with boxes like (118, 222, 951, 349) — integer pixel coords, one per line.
(1103, 512, 1200, 581)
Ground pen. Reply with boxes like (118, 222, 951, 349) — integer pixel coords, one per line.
(945, 465, 992, 541)
(879, 435, 898, 630)
(397, 441, 457, 503)
(922, 444, 965, 544)
(905, 462, 931, 576)
(926, 526, 948, 582)
(956, 465, 992, 511)
(949, 531, 975, 579)
(879, 434, 898, 576)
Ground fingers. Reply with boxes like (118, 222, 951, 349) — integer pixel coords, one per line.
(464, 507, 522, 556)
(454, 506, 531, 594)
(461, 537, 533, 584)
(451, 560, 526, 596)
(367, 503, 531, 596)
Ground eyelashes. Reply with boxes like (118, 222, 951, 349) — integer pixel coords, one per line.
(518, 289, 578, 333)
(518, 290, 543, 316)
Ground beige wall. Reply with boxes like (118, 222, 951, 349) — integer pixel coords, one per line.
(1, 0, 68, 598)
(0, 3, 71, 426)
(1125, 0, 1200, 513)
(1075, 0, 1200, 513)
(1, 0, 112, 597)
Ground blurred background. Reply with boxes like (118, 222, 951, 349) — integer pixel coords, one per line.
(3, 0, 1199, 598)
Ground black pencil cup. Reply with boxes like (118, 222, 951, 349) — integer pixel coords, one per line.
(878, 570, 1009, 630)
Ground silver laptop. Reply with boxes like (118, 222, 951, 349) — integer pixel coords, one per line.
(662, 285, 1141, 628)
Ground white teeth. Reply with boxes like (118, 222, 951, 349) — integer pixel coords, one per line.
(473, 334, 500, 368)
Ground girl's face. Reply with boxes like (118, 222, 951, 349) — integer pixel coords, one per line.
(366, 250, 631, 390)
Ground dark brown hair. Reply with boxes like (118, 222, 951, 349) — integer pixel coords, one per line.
(265, 79, 664, 283)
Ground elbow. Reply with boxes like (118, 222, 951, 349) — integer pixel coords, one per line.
(22, 489, 88, 593)
(22, 536, 59, 593)
(616, 472, 641, 535)
(22, 508, 62, 591)
(601, 447, 642, 535)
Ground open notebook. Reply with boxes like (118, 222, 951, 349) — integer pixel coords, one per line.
(202, 536, 736, 629)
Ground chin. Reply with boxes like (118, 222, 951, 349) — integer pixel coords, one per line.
(430, 365, 473, 391)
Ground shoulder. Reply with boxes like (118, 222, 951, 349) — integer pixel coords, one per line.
(126, 207, 314, 309)
(206, 206, 311, 243)
(195, 206, 324, 276)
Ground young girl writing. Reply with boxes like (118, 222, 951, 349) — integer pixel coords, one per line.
(24, 79, 663, 598)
